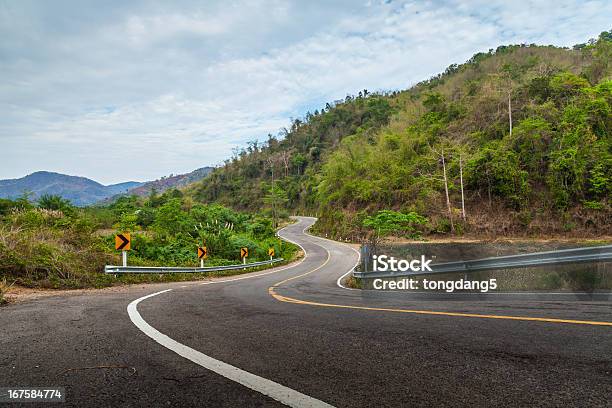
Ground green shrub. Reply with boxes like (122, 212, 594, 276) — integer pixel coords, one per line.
(363, 210, 428, 238)
(38, 194, 74, 215)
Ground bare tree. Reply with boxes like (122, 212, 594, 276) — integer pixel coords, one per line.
(265, 156, 278, 227)
(440, 148, 455, 233)
(423, 146, 456, 234)
(508, 91, 513, 137)
(279, 150, 291, 178)
(459, 153, 466, 221)
(266, 156, 276, 182)
(491, 72, 514, 136)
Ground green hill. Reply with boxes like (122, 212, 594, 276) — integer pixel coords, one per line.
(191, 31, 611, 239)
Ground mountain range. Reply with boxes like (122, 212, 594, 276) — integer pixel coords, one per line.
(0, 167, 213, 206)
(105, 167, 214, 201)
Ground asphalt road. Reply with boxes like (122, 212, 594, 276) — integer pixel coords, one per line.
(1, 217, 611, 407)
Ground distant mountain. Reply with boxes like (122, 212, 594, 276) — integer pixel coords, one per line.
(105, 181, 144, 196)
(0, 167, 215, 207)
(0, 171, 143, 206)
(111, 167, 214, 198)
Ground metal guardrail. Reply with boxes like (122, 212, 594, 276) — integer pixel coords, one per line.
(105, 258, 284, 274)
(352, 245, 612, 279)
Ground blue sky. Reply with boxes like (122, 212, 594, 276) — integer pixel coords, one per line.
(1, 0, 610, 184)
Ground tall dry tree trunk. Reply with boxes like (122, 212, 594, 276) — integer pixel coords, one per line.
(486, 170, 492, 208)
(459, 153, 466, 221)
(441, 149, 455, 233)
(266, 157, 277, 228)
(280, 150, 290, 178)
(508, 91, 513, 137)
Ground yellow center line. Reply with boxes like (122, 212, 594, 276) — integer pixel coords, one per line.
(269, 236, 612, 327)
(271, 244, 331, 288)
(268, 288, 612, 326)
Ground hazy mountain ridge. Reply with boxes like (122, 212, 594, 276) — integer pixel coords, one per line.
(108, 167, 214, 199)
(0, 167, 214, 206)
(0, 171, 143, 206)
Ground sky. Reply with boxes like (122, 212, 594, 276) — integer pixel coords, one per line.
(1, 0, 610, 185)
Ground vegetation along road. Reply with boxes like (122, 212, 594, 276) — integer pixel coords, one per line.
(1, 217, 610, 407)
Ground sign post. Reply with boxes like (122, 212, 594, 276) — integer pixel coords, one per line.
(115, 233, 131, 267)
(197, 246, 208, 268)
(240, 247, 248, 265)
(268, 247, 275, 261)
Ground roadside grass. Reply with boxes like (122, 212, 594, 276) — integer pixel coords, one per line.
(0, 220, 300, 292)
(0, 278, 15, 304)
(345, 276, 362, 289)
(0, 220, 115, 289)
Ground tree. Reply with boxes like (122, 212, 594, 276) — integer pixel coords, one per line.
(422, 92, 445, 112)
(147, 188, 165, 207)
(549, 72, 589, 103)
(291, 153, 307, 175)
(467, 142, 530, 209)
(263, 184, 288, 228)
(459, 153, 466, 221)
(279, 150, 291, 178)
(362, 210, 428, 257)
(439, 148, 454, 232)
(152, 198, 189, 237)
(427, 146, 455, 232)
(37, 194, 73, 213)
(110, 195, 138, 217)
(492, 63, 521, 137)
(0, 199, 17, 216)
(510, 117, 552, 176)
(116, 212, 138, 232)
(12, 192, 34, 211)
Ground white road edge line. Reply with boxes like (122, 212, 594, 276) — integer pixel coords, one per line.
(128, 291, 333, 408)
(127, 219, 334, 408)
(126, 218, 344, 408)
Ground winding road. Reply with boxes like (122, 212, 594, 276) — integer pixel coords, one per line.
(1, 217, 611, 407)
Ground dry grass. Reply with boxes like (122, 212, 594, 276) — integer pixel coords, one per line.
(456, 199, 612, 238)
(0, 277, 15, 304)
(0, 213, 115, 288)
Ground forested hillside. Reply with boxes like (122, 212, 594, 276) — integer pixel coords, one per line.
(192, 31, 611, 239)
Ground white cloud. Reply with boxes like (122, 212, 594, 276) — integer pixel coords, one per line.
(0, 0, 610, 184)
